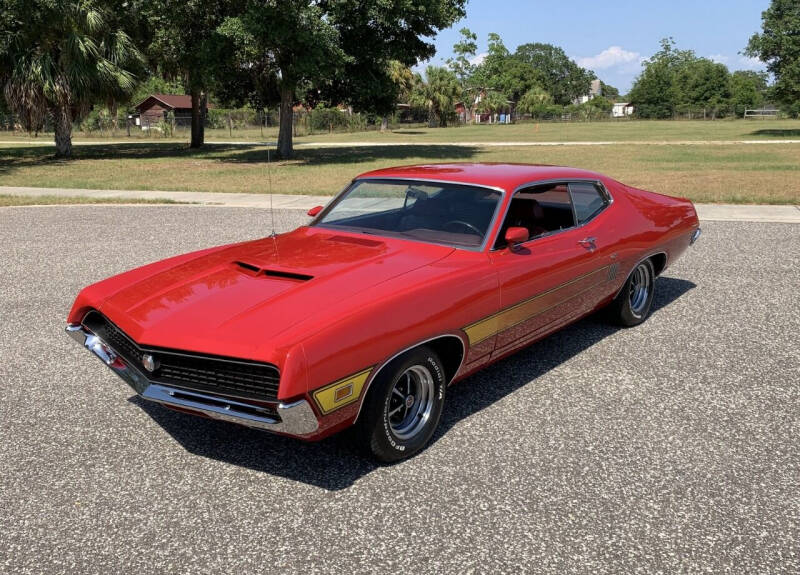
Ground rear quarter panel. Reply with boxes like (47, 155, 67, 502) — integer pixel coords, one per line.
(602, 179, 699, 294)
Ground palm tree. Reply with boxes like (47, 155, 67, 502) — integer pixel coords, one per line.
(0, 0, 142, 157)
(410, 66, 460, 128)
(381, 61, 415, 131)
(517, 85, 553, 118)
(475, 90, 509, 121)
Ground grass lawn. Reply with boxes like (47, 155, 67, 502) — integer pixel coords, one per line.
(0, 194, 185, 206)
(1, 139, 798, 204)
(3, 118, 800, 145)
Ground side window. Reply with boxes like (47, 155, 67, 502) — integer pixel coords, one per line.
(569, 182, 608, 224)
(494, 183, 576, 248)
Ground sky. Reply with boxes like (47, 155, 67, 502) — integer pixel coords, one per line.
(421, 0, 770, 94)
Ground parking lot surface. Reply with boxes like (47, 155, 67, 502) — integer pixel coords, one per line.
(1, 206, 798, 574)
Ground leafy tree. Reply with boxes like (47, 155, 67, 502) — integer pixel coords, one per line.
(746, 0, 800, 114)
(513, 43, 594, 105)
(447, 28, 478, 88)
(469, 33, 541, 103)
(446, 28, 479, 118)
(628, 59, 674, 118)
(0, 0, 143, 156)
(599, 81, 619, 100)
(144, 0, 241, 147)
(410, 66, 460, 127)
(730, 70, 769, 116)
(674, 58, 731, 118)
(228, 0, 465, 158)
(517, 85, 553, 117)
(629, 38, 720, 118)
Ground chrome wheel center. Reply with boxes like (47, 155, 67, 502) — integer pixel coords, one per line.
(387, 365, 435, 440)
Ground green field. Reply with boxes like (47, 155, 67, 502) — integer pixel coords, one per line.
(1, 120, 799, 204)
(3, 118, 800, 145)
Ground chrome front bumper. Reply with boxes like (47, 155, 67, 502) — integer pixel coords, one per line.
(66, 323, 319, 436)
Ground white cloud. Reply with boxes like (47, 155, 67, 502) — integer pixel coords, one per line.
(737, 55, 765, 70)
(709, 54, 729, 64)
(469, 52, 487, 66)
(577, 46, 640, 70)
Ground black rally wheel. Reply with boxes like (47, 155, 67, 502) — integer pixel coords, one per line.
(355, 346, 446, 463)
(608, 258, 656, 327)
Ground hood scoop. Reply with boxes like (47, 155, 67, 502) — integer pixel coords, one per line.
(234, 261, 313, 282)
(326, 235, 383, 247)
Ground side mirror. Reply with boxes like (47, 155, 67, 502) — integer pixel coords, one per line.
(307, 205, 323, 217)
(504, 227, 529, 249)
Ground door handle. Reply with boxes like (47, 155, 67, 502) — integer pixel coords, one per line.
(578, 237, 597, 251)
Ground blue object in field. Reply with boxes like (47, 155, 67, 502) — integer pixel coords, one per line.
(500, 114, 506, 124)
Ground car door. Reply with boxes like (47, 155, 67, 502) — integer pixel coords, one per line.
(487, 181, 613, 357)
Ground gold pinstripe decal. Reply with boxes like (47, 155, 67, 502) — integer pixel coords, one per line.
(463, 265, 611, 346)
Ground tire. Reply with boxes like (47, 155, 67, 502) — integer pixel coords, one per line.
(354, 346, 446, 463)
(608, 258, 656, 327)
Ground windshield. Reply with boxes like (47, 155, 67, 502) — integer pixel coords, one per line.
(314, 179, 503, 249)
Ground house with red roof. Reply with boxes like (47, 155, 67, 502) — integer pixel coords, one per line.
(133, 94, 213, 128)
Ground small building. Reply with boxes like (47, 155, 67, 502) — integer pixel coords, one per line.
(133, 94, 213, 128)
(574, 79, 602, 105)
(612, 102, 635, 118)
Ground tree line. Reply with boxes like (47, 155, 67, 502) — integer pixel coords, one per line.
(1, 0, 798, 158)
(630, 38, 770, 119)
(0, 0, 468, 158)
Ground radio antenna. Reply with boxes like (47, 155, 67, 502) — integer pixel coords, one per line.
(267, 145, 277, 240)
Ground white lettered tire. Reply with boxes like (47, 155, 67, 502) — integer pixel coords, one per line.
(355, 346, 446, 463)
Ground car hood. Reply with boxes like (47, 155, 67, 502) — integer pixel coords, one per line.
(99, 227, 453, 359)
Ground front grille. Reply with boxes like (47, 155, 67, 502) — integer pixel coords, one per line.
(82, 311, 280, 401)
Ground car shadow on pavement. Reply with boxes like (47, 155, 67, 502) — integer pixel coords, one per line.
(131, 276, 695, 491)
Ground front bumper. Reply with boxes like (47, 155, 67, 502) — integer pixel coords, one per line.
(66, 323, 319, 436)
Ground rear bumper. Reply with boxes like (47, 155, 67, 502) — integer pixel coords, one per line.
(65, 323, 319, 437)
(690, 227, 702, 245)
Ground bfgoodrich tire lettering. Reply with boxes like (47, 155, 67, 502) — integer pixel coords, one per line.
(355, 346, 446, 463)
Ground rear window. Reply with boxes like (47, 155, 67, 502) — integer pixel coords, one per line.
(569, 182, 608, 224)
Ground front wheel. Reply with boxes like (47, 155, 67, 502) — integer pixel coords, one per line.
(354, 347, 446, 463)
(608, 259, 656, 326)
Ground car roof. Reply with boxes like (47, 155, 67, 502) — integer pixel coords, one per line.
(355, 163, 606, 192)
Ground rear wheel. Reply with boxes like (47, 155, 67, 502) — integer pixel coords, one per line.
(608, 259, 655, 326)
(354, 347, 445, 463)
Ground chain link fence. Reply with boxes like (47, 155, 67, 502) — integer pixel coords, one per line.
(0, 104, 790, 138)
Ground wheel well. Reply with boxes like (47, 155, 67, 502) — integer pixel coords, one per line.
(423, 336, 465, 384)
(650, 253, 667, 276)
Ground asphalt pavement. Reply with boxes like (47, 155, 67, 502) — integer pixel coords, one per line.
(0, 206, 798, 574)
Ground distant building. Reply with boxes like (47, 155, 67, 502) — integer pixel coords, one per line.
(574, 79, 602, 105)
(134, 94, 213, 128)
(612, 102, 635, 117)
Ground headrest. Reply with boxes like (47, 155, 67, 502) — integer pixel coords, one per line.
(531, 199, 544, 220)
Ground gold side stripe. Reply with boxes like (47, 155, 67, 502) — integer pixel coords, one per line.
(312, 367, 374, 415)
(463, 266, 610, 346)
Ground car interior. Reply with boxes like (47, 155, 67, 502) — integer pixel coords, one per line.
(494, 184, 577, 249)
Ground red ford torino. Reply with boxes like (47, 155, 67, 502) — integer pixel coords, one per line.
(66, 163, 701, 461)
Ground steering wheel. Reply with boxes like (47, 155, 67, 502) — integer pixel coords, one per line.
(443, 220, 482, 236)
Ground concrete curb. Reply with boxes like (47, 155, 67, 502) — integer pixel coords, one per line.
(1, 186, 798, 223)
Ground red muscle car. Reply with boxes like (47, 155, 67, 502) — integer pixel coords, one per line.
(66, 164, 701, 462)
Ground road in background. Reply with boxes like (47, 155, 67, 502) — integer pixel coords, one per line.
(1, 207, 798, 573)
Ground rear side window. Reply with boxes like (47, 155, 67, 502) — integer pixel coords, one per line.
(569, 182, 608, 224)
